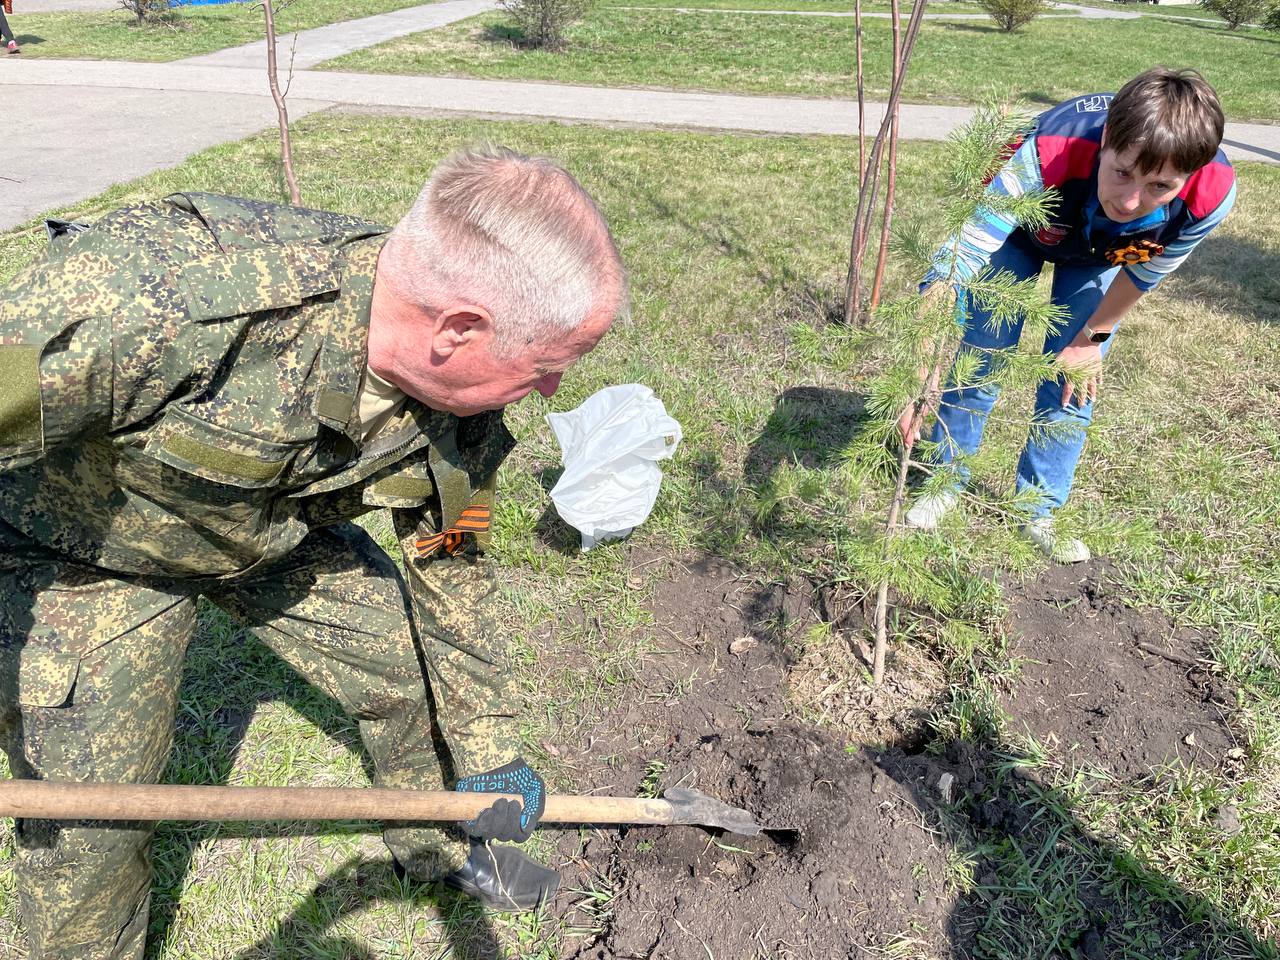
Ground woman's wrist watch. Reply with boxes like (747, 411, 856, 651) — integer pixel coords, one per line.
(1084, 323, 1113, 344)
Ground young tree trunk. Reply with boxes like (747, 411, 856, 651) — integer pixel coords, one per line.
(263, 0, 301, 205)
(868, 0, 902, 312)
(855, 0, 865, 192)
(844, 0, 928, 326)
(870, 284, 948, 684)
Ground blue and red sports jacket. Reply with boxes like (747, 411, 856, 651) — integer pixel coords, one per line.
(927, 93, 1236, 292)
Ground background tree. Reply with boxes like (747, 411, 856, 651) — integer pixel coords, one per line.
(260, 0, 301, 204)
(117, 0, 168, 26)
(1199, 0, 1270, 27)
(844, 0, 928, 325)
(977, 0, 1049, 32)
(499, 0, 592, 49)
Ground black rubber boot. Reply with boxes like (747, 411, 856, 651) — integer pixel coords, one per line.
(443, 842, 560, 912)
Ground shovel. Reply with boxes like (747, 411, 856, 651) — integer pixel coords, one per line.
(0, 781, 771, 837)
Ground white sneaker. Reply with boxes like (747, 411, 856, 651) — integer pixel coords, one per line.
(1022, 516, 1090, 564)
(904, 490, 959, 530)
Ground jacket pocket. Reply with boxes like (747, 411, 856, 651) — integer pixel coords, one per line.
(146, 405, 301, 489)
(362, 458, 436, 509)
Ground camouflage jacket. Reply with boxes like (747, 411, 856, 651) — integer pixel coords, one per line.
(0, 193, 516, 581)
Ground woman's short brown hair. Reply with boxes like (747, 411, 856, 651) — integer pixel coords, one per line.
(1104, 67, 1225, 174)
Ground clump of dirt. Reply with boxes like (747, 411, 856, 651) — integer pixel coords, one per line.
(568, 725, 954, 960)
(1002, 561, 1238, 780)
(554, 554, 957, 959)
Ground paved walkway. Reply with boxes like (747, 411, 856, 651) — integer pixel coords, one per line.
(181, 0, 495, 68)
(20, 0, 115, 11)
(1, 0, 1276, 229)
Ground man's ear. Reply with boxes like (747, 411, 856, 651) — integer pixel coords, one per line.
(432, 306, 493, 360)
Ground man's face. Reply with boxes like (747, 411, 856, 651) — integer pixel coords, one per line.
(399, 306, 614, 418)
(1095, 142, 1190, 224)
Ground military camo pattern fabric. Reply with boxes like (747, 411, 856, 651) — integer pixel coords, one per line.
(0, 194, 523, 960)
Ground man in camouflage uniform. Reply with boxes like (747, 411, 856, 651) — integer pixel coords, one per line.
(0, 145, 627, 958)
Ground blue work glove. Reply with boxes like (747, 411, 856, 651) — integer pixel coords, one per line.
(455, 757, 546, 843)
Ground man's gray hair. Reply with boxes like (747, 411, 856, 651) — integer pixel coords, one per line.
(383, 145, 627, 357)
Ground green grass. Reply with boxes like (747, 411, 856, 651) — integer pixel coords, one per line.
(320, 9, 1280, 120)
(1, 114, 1278, 957)
(1066, 0, 1240, 21)
(598, 0, 991, 11)
(9, 0, 443, 61)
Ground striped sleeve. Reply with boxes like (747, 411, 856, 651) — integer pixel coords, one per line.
(922, 135, 1044, 288)
(1123, 180, 1236, 292)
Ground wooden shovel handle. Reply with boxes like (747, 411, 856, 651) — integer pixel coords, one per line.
(0, 780, 677, 826)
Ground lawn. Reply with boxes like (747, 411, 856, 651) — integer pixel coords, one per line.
(1067, 0, 1240, 21)
(7, 0, 443, 61)
(598, 0, 992, 11)
(319, 8, 1280, 121)
(0, 114, 1277, 958)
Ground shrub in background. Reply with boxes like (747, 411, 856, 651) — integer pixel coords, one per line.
(118, 0, 169, 25)
(1199, 0, 1269, 26)
(500, 0, 592, 49)
(978, 0, 1049, 31)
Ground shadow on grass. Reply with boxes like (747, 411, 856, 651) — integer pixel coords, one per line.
(226, 858, 505, 960)
(480, 22, 534, 47)
(1171, 233, 1280, 326)
(1174, 18, 1280, 42)
(932, 20, 1004, 33)
(744, 385, 871, 483)
(597, 171, 845, 327)
(881, 738, 1279, 958)
(141, 613, 499, 959)
(531, 464, 582, 556)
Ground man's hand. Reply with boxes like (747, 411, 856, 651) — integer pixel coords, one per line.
(455, 757, 546, 843)
(1058, 335, 1104, 409)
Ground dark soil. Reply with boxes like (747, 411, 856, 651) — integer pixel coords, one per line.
(549, 554, 1243, 959)
(555, 554, 957, 959)
(1001, 561, 1238, 780)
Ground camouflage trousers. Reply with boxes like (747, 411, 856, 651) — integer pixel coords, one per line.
(0, 522, 495, 960)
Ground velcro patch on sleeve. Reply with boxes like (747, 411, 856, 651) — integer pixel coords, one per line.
(0, 345, 43, 449)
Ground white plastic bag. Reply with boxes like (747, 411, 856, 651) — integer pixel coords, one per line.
(546, 384, 682, 550)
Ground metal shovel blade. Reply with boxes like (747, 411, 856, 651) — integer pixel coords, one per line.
(662, 786, 776, 836)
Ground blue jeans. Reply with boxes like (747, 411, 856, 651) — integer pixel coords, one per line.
(928, 234, 1120, 518)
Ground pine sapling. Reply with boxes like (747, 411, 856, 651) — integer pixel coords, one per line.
(849, 103, 1072, 683)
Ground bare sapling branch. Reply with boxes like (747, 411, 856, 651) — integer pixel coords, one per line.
(844, 0, 928, 325)
(869, 0, 903, 312)
(263, 0, 301, 205)
(856, 0, 866, 193)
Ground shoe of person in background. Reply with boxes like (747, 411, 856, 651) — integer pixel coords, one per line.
(1022, 516, 1091, 564)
